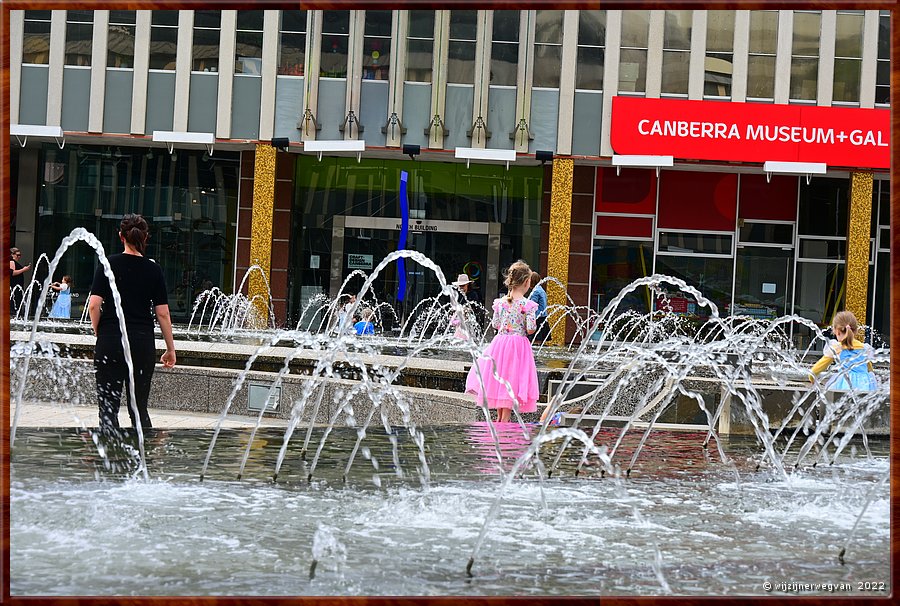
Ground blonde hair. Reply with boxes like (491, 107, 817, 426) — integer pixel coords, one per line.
(504, 260, 532, 302)
(832, 310, 859, 349)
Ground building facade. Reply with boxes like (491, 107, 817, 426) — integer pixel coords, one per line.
(9, 9, 891, 345)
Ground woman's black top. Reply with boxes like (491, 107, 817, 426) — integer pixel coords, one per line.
(90, 253, 168, 337)
(10, 259, 25, 289)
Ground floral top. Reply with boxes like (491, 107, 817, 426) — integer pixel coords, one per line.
(491, 297, 537, 337)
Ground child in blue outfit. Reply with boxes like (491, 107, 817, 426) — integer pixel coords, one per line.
(48, 275, 73, 319)
(354, 308, 375, 335)
(809, 311, 877, 391)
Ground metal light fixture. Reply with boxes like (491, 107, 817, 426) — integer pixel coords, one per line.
(535, 150, 554, 164)
(271, 137, 291, 151)
(303, 139, 366, 162)
(152, 130, 215, 155)
(403, 144, 420, 160)
(611, 154, 674, 176)
(763, 161, 827, 184)
(455, 147, 517, 170)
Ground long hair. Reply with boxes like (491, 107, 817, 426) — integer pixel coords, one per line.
(120, 213, 149, 255)
(832, 310, 859, 349)
(503, 260, 532, 302)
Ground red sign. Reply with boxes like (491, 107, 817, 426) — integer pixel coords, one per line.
(611, 97, 890, 170)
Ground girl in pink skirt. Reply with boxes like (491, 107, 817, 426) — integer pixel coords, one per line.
(465, 260, 539, 423)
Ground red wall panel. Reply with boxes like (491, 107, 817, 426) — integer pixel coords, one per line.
(657, 170, 737, 231)
(738, 173, 798, 221)
(595, 167, 657, 215)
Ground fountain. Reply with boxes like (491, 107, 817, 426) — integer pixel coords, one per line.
(9, 228, 891, 597)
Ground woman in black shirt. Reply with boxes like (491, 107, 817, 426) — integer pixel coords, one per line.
(88, 214, 176, 432)
(9, 247, 31, 314)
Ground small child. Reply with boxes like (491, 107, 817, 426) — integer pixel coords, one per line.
(465, 260, 539, 423)
(354, 307, 375, 335)
(48, 275, 73, 319)
(809, 310, 877, 391)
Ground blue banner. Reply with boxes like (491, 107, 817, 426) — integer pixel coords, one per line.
(397, 171, 409, 301)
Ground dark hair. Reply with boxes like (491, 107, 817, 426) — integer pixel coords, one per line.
(530, 271, 541, 288)
(120, 214, 149, 254)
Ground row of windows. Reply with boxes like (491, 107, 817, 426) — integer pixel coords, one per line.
(21, 9, 890, 104)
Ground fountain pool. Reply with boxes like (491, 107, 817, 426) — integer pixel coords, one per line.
(10, 424, 889, 597)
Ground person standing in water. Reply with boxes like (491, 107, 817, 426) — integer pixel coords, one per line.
(88, 214, 176, 433)
(465, 260, 539, 423)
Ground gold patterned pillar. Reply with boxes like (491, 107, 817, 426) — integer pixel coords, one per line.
(547, 158, 573, 346)
(845, 171, 873, 328)
(248, 144, 276, 327)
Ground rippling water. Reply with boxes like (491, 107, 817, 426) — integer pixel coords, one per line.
(11, 426, 890, 596)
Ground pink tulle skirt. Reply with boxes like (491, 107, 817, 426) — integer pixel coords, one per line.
(465, 334, 539, 412)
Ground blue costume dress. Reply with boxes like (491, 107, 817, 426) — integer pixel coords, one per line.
(49, 283, 71, 319)
(813, 339, 878, 391)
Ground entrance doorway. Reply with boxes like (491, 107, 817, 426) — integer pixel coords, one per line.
(334, 216, 500, 330)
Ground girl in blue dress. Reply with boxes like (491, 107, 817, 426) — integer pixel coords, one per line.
(809, 310, 877, 390)
(48, 275, 73, 319)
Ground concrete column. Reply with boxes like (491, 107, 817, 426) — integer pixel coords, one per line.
(248, 143, 277, 327)
(555, 10, 579, 155)
(487, 222, 501, 302)
(46, 10, 66, 126)
(645, 10, 664, 97)
(731, 11, 750, 102)
(216, 10, 236, 139)
(773, 10, 793, 104)
(173, 10, 194, 131)
(330, 215, 346, 296)
(547, 157, 573, 346)
(88, 10, 109, 133)
(599, 10, 621, 157)
(817, 10, 836, 106)
(300, 11, 322, 141)
(130, 11, 151, 134)
(258, 10, 280, 141)
(384, 10, 407, 147)
(859, 10, 879, 108)
(343, 10, 365, 141)
(845, 172, 873, 326)
(688, 10, 706, 100)
(469, 10, 492, 149)
(427, 10, 449, 149)
(513, 10, 535, 152)
(11, 11, 24, 124)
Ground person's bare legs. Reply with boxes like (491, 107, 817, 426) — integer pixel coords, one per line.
(497, 407, 511, 423)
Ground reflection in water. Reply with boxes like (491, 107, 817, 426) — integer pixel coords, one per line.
(10, 426, 889, 597)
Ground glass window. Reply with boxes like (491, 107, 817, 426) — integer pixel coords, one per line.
(790, 11, 821, 101)
(278, 11, 306, 76)
(490, 10, 519, 86)
(533, 10, 563, 88)
(35, 145, 240, 323)
(235, 11, 263, 75)
(797, 177, 848, 237)
(192, 10, 220, 72)
(739, 222, 794, 245)
(23, 10, 52, 65)
(149, 11, 178, 70)
(705, 11, 734, 98)
(661, 10, 692, 95)
(747, 10, 777, 99)
(832, 11, 863, 103)
(107, 11, 136, 68)
(875, 13, 889, 105)
(362, 10, 391, 81)
(654, 254, 734, 321)
(320, 10, 349, 78)
(65, 10, 93, 66)
(658, 231, 732, 256)
(576, 10, 605, 90)
(734, 246, 793, 318)
(448, 10, 477, 84)
(591, 239, 654, 314)
(406, 10, 434, 82)
(792, 261, 845, 347)
(619, 10, 649, 93)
